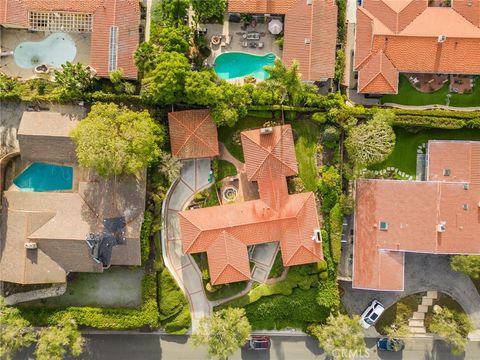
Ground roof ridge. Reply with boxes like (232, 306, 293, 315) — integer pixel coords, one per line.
(243, 134, 270, 180)
(173, 113, 217, 157)
(178, 212, 204, 252)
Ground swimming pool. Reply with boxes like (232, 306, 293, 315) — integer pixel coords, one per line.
(214, 52, 276, 80)
(14, 32, 77, 69)
(13, 163, 73, 192)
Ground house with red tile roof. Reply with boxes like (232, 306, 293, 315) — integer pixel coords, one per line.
(0, 0, 140, 78)
(179, 125, 323, 285)
(168, 110, 219, 159)
(228, 0, 338, 81)
(355, 0, 480, 94)
(353, 140, 480, 291)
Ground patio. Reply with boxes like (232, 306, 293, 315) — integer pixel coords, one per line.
(450, 74, 475, 94)
(406, 73, 448, 93)
(202, 14, 283, 66)
(0, 28, 90, 79)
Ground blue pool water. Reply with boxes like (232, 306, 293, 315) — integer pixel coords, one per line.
(214, 52, 276, 80)
(14, 32, 77, 69)
(13, 163, 73, 192)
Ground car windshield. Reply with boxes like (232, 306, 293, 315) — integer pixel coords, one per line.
(365, 318, 374, 325)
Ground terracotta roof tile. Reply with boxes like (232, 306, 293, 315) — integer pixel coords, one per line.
(353, 141, 480, 291)
(179, 125, 322, 284)
(356, 0, 480, 93)
(357, 50, 398, 94)
(227, 0, 297, 14)
(168, 110, 219, 159)
(0, 0, 139, 79)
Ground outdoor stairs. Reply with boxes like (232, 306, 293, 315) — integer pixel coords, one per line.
(408, 291, 438, 337)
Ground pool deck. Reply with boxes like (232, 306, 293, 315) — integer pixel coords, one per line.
(203, 14, 282, 69)
(0, 28, 91, 79)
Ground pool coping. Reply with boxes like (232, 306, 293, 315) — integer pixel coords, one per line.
(213, 51, 277, 81)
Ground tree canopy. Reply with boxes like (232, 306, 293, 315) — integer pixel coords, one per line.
(345, 111, 396, 168)
(141, 51, 191, 105)
(429, 306, 474, 355)
(54, 62, 94, 95)
(192, 308, 251, 360)
(263, 59, 307, 106)
(450, 255, 480, 279)
(157, 25, 191, 54)
(309, 313, 366, 360)
(184, 70, 219, 106)
(191, 0, 227, 23)
(153, 0, 189, 26)
(70, 103, 163, 177)
(35, 315, 84, 360)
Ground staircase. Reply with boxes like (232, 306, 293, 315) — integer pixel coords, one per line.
(408, 291, 438, 337)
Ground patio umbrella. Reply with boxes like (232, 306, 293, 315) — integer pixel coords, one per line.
(268, 19, 283, 35)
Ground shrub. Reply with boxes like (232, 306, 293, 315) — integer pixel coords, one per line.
(329, 203, 343, 264)
(140, 211, 153, 266)
(393, 115, 466, 129)
(317, 277, 340, 309)
(312, 112, 327, 124)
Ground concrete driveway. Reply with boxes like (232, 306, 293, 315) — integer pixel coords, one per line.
(341, 253, 480, 329)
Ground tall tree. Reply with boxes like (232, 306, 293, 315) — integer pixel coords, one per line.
(450, 255, 480, 279)
(0, 297, 36, 360)
(345, 111, 396, 168)
(309, 313, 366, 360)
(141, 52, 191, 105)
(211, 82, 252, 127)
(184, 70, 219, 106)
(429, 307, 474, 355)
(190, 0, 227, 23)
(263, 59, 306, 106)
(152, 0, 189, 26)
(134, 42, 160, 76)
(192, 308, 251, 360)
(157, 25, 191, 54)
(54, 62, 94, 95)
(158, 151, 183, 183)
(35, 315, 84, 360)
(70, 103, 163, 177)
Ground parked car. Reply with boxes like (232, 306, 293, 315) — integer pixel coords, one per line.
(248, 336, 270, 350)
(377, 337, 405, 352)
(359, 300, 385, 328)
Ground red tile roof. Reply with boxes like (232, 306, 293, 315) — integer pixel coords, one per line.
(0, 0, 139, 79)
(353, 141, 480, 291)
(228, 0, 337, 80)
(168, 110, 219, 159)
(355, 0, 480, 94)
(179, 125, 323, 285)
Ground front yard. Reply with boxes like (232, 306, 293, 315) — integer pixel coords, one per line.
(381, 75, 480, 107)
(371, 127, 480, 175)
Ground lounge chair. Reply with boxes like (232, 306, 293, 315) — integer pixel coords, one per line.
(241, 41, 248, 48)
(258, 42, 264, 48)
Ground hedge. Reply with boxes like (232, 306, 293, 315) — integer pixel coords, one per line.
(140, 211, 153, 266)
(329, 203, 343, 264)
(18, 273, 159, 330)
(392, 115, 467, 129)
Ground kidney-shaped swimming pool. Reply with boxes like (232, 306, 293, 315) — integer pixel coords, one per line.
(213, 52, 276, 80)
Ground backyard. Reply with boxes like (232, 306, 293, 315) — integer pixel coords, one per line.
(371, 127, 480, 175)
(381, 75, 480, 107)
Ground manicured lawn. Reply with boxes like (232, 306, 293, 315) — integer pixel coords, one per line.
(217, 117, 266, 162)
(381, 75, 480, 107)
(268, 251, 284, 279)
(371, 127, 480, 175)
(215, 159, 237, 180)
(289, 118, 322, 192)
(375, 293, 422, 334)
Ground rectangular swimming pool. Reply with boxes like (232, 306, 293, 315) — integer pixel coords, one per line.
(13, 162, 73, 192)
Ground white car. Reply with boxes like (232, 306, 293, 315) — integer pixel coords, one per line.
(360, 300, 385, 328)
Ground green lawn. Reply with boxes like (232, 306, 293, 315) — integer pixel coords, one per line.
(217, 117, 266, 162)
(381, 75, 480, 107)
(371, 127, 480, 175)
(215, 159, 237, 180)
(288, 118, 322, 192)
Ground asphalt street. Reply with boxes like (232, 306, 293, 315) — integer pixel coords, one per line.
(14, 333, 480, 360)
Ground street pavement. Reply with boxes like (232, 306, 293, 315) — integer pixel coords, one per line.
(14, 333, 480, 360)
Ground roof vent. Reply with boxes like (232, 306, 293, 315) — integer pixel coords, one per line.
(24, 242, 37, 249)
(312, 229, 322, 243)
(260, 127, 273, 135)
(463, 203, 469, 210)
(464, 183, 470, 190)
(437, 223, 446, 233)
(443, 168, 451, 176)
(438, 35, 446, 43)
(307, 0, 312, 4)
(379, 221, 388, 231)
(304, 37, 311, 44)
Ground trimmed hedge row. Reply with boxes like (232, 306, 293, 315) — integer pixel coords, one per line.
(18, 274, 159, 329)
(329, 203, 343, 264)
(392, 115, 468, 129)
(0, 90, 142, 104)
(140, 211, 153, 266)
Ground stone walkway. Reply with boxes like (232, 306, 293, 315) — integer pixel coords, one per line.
(161, 159, 213, 330)
(408, 291, 438, 337)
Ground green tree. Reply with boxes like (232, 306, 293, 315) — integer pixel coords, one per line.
(263, 59, 306, 106)
(0, 297, 36, 360)
(35, 315, 84, 360)
(185, 70, 219, 106)
(192, 308, 251, 360)
(141, 52, 191, 105)
(54, 62, 94, 95)
(157, 25, 191, 54)
(429, 307, 474, 355)
(345, 112, 396, 168)
(309, 313, 366, 360)
(335, 48, 345, 84)
(152, 0, 189, 26)
(134, 42, 160, 76)
(70, 103, 163, 177)
(158, 151, 183, 183)
(191, 0, 227, 23)
(450, 255, 480, 279)
(211, 82, 252, 126)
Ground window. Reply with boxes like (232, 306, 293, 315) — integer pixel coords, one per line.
(29, 11, 92, 32)
(379, 221, 388, 231)
(109, 26, 119, 72)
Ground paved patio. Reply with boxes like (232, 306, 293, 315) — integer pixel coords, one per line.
(0, 28, 90, 79)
